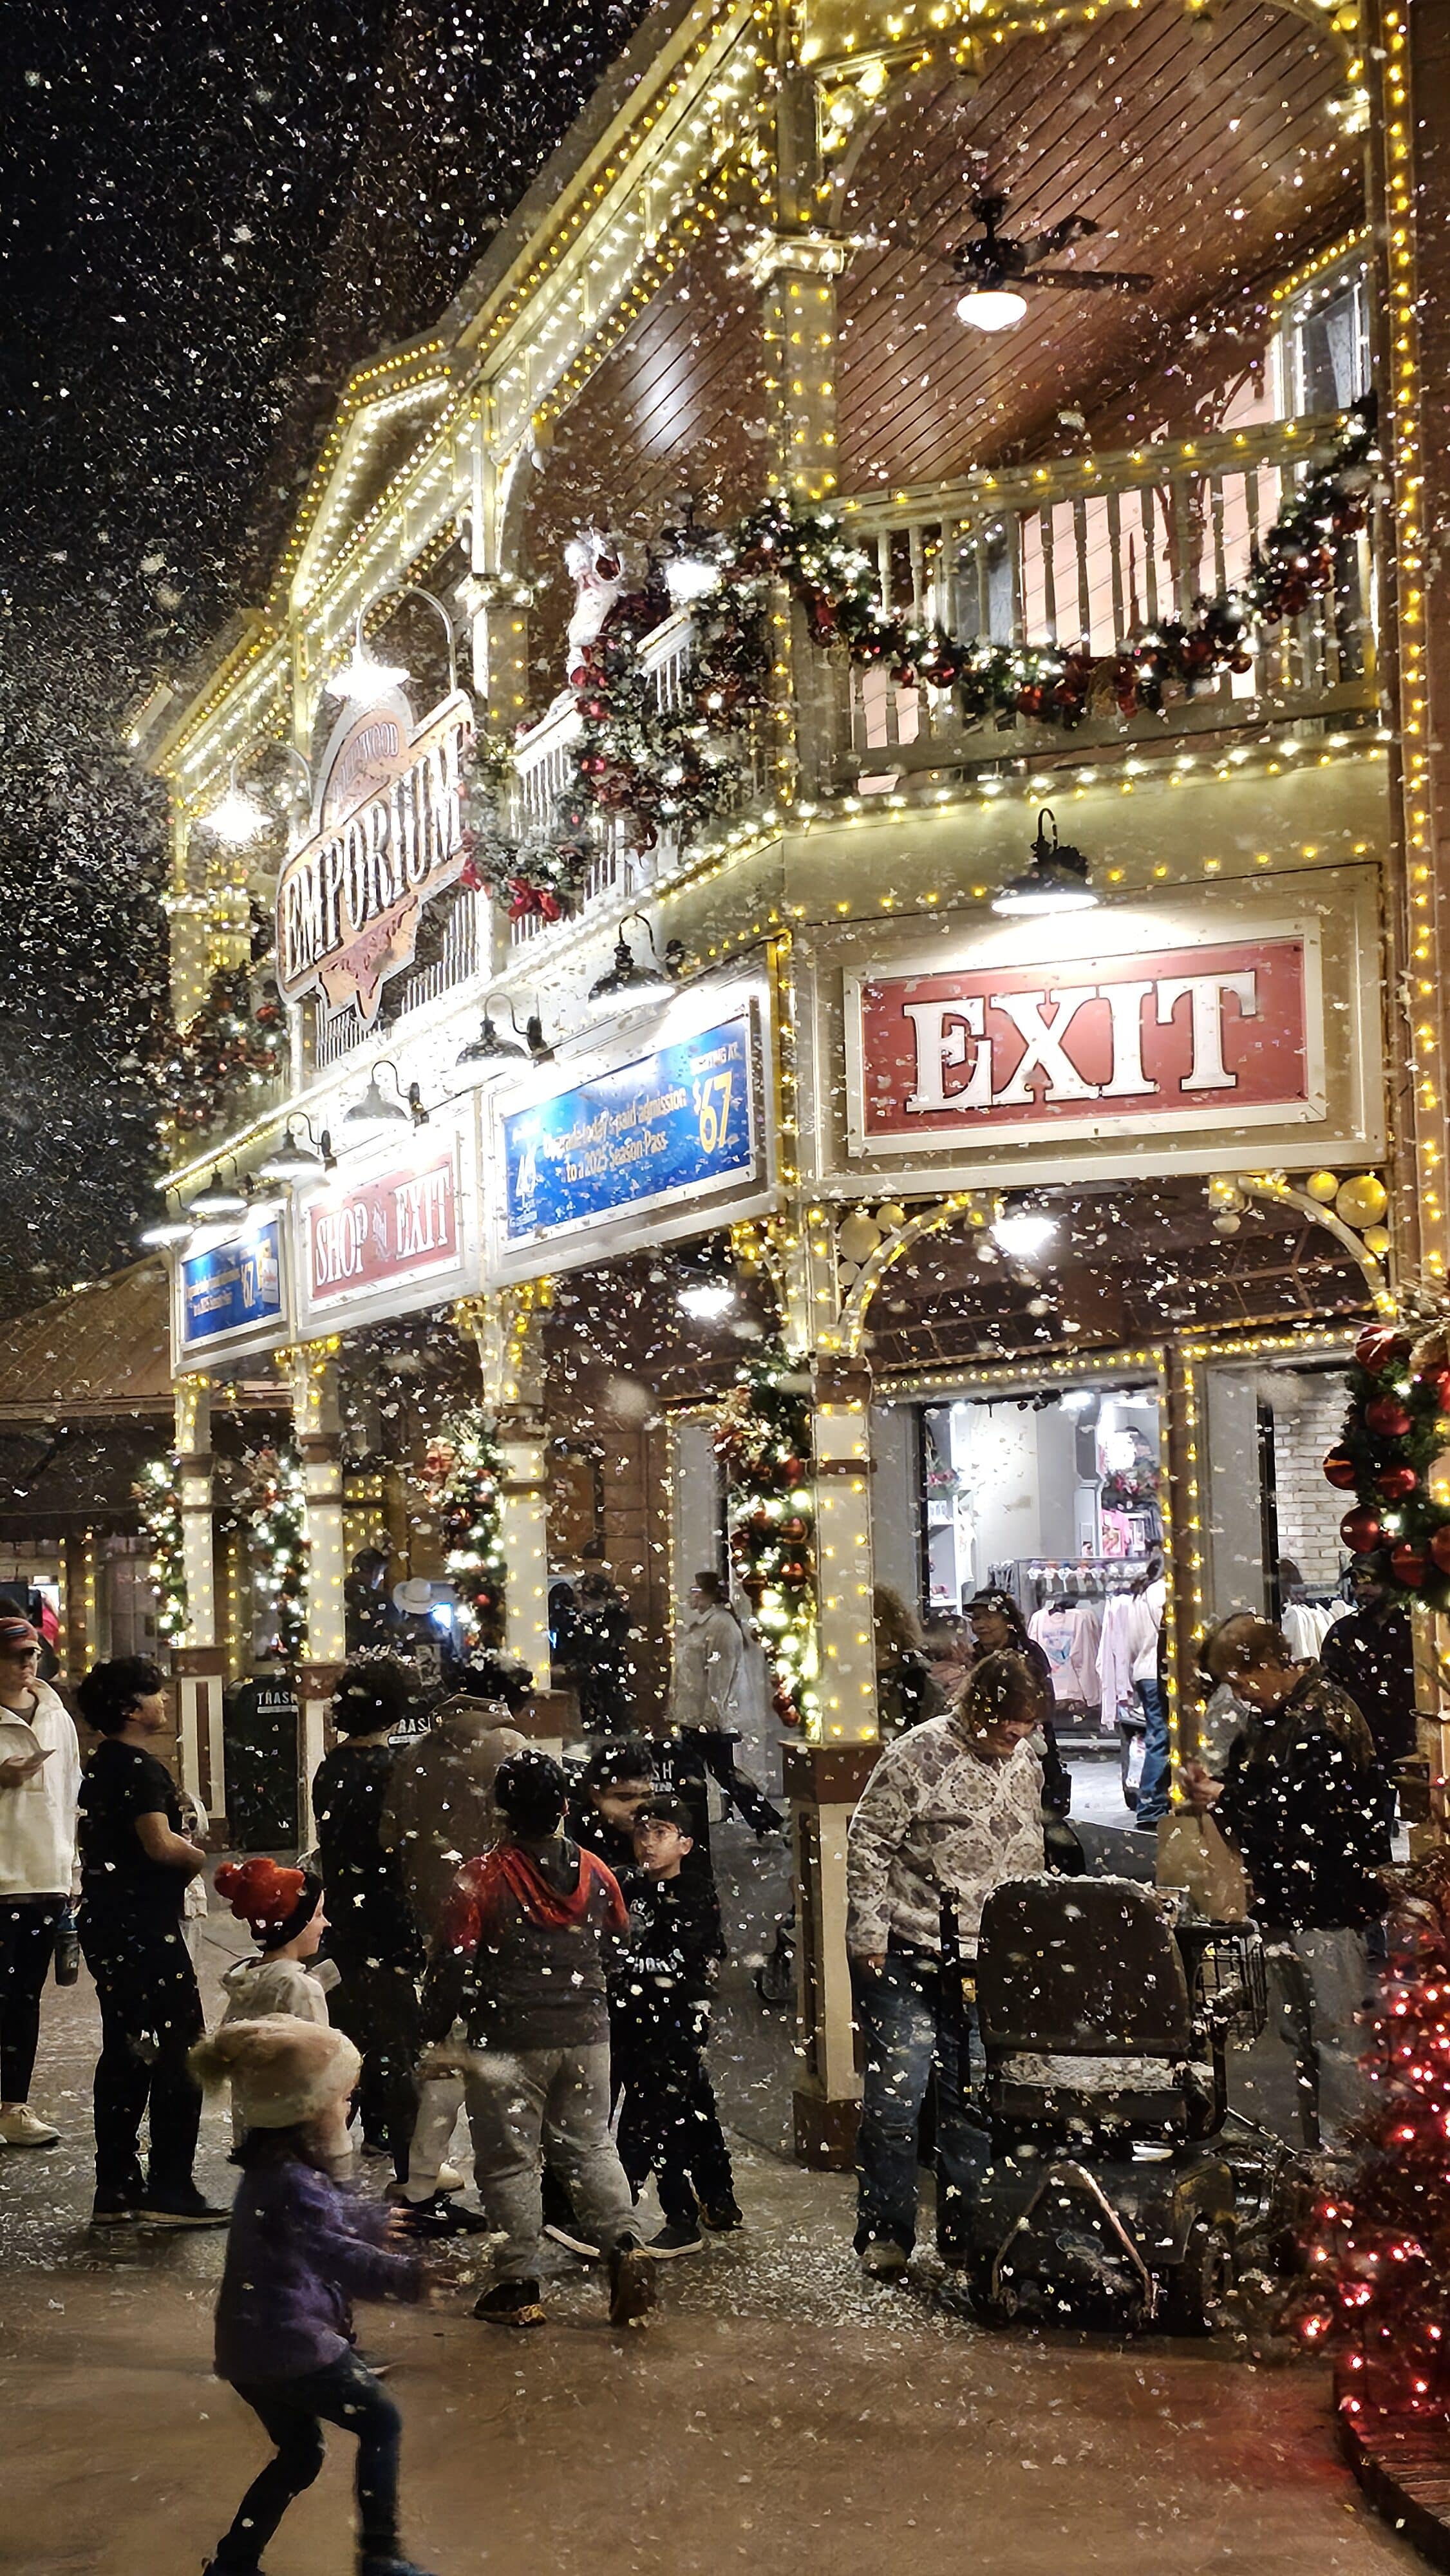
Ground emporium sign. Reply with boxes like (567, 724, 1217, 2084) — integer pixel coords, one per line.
(302, 1150, 461, 1311)
(276, 689, 473, 1021)
(847, 933, 1322, 1150)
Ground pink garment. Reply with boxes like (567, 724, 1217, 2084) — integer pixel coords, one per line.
(1096, 1592, 1139, 1720)
(1027, 1604, 1101, 1707)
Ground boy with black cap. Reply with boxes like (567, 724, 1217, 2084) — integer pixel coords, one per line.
(613, 1792, 739, 2257)
(422, 1748, 655, 2329)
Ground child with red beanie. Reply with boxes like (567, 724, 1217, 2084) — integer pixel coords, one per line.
(216, 1858, 338, 2030)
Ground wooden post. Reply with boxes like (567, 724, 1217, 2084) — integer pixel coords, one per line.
(787, 1741, 877, 2167)
(291, 1347, 347, 1844)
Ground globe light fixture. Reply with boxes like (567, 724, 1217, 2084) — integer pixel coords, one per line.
(992, 1209, 1059, 1262)
(991, 807, 1098, 916)
(956, 285, 1029, 333)
(677, 1276, 738, 1321)
(201, 768, 270, 846)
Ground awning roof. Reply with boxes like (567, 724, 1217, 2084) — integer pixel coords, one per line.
(0, 1260, 276, 1422)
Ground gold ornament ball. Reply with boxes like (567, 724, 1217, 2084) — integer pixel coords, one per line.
(1212, 1212, 1241, 1235)
(837, 1211, 883, 1264)
(874, 1201, 908, 1231)
(1363, 1224, 1391, 1257)
(1305, 1170, 1339, 1204)
(1335, 1174, 1388, 1229)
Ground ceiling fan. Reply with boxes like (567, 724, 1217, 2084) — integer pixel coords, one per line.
(952, 192, 1155, 332)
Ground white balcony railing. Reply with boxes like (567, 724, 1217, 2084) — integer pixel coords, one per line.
(840, 411, 1375, 774)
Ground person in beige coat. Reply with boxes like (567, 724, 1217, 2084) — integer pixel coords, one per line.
(0, 1611, 80, 2145)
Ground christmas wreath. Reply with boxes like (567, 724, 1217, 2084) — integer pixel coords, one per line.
(420, 1408, 507, 1647)
(1323, 1319, 1450, 1604)
(714, 1352, 818, 1729)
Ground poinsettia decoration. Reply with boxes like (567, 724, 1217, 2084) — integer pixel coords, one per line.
(1323, 1318, 1450, 1604)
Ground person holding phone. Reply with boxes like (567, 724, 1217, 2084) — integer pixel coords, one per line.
(0, 1611, 80, 2148)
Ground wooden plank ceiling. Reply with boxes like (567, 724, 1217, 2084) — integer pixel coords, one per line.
(834, 0, 1361, 487)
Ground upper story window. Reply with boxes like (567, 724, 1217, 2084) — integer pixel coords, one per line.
(1272, 253, 1371, 419)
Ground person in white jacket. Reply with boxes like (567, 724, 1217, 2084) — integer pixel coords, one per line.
(0, 1611, 80, 2145)
(671, 1573, 782, 1836)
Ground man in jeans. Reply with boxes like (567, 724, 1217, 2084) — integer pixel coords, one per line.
(422, 1749, 654, 2329)
(846, 1653, 1045, 2282)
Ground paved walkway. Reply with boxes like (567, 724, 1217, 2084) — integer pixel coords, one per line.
(0, 1825, 1413, 2576)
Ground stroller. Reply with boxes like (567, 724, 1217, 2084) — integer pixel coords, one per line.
(958, 1873, 1282, 2331)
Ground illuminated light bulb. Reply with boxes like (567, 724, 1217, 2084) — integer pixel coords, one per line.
(956, 287, 1028, 332)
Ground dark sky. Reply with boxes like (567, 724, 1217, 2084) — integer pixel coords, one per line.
(0, 0, 645, 1318)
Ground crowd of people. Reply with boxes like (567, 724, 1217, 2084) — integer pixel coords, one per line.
(0, 1553, 1418, 2575)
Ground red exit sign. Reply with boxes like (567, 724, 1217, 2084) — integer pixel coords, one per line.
(849, 934, 1321, 1148)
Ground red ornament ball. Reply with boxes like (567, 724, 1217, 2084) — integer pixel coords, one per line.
(1340, 1506, 1382, 1555)
(1418, 1363, 1450, 1408)
(1391, 1542, 1427, 1589)
(1323, 1451, 1359, 1491)
(1377, 1464, 1420, 1503)
(1364, 1394, 1413, 1440)
(1430, 1525, 1450, 1577)
(1355, 1327, 1411, 1377)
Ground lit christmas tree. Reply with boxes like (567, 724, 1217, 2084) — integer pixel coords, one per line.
(1301, 1850, 1450, 2421)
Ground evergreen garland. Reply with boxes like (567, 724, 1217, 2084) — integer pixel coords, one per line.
(246, 1446, 309, 1666)
(138, 1454, 188, 1643)
(422, 1407, 507, 1646)
(1322, 1320, 1450, 1607)
(715, 1351, 818, 1730)
(491, 402, 1379, 905)
(140, 963, 287, 1136)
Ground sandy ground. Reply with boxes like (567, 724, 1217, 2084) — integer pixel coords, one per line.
(0, 1806, 1415, 2576)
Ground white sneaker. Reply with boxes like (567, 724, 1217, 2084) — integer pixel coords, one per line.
(437, 2161, 466, 2194)
(0, 2106, 59, 2147)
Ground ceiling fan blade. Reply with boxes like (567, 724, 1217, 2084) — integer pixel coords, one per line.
(1024, 267, 1156, 293)
(1020, 214, 1099, 265)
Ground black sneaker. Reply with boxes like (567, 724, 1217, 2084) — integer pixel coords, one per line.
(701, 2197, 744, 2232)
(473, 2278, 547, 2329)
(543, 2219, 602, 2260)
(396, 2193, 494, 2239)
(140, 2185, 229, 2229)
(90, 2186, 140, 2227)
(359, 2560, 442, 2576)
(649, 2221, 705, 2259)
(608, 2233, 657, 2326)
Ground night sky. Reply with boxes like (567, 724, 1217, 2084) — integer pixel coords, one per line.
(0, 1, 645, 1319)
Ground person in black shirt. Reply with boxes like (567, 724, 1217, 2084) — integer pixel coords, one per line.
(75, 1658, 226, 2227)
(612, 1795, 737, 2257)
(569, 1736, 659, 1876)
(1319, 1554, 1417, 1768)
(312, 1659, 424, 2183)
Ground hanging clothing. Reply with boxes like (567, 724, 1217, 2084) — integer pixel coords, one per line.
(1026, 1603, 1100, 1709)
(1096, 1593, 1139, 1725)
(1123, 1577, 1165, 1684)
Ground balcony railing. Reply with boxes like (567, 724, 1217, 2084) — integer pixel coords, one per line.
(838, 410, 1375, 775)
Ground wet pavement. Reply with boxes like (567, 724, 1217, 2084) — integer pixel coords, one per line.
(0, 1819, 1411, 2576)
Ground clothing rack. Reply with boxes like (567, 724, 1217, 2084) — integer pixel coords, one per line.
(988, 1555, 1153, 1622)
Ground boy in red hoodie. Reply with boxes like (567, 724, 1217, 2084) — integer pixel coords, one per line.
(422, 1749, 654, 2330)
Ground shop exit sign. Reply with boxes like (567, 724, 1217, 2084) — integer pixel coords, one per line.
(848, 932, 1321, 1150)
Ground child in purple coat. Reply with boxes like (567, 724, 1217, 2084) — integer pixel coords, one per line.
(191, 2013, 440, 2576)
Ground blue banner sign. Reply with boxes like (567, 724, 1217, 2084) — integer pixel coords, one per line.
(503, 1012, 757, 1243)
(181, 1220, 285, 1345)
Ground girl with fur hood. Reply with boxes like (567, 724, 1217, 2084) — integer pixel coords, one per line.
(193, 2012, 439, 2576)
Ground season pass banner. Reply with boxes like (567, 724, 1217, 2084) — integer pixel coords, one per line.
(853, 936, 1313, 1142)
(503, 1013, 756, 1243)
(182, 1220, 284, 1346)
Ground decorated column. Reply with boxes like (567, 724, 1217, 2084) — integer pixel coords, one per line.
(170, 1376, 225, 1820)
(290, 1341, 346, 1842)
(457, 1289, 568, 1748)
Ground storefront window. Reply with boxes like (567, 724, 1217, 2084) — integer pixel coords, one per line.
(922, 1379, 1162, 1613)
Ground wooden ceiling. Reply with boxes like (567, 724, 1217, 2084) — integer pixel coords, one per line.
(833, 0, 1361, 486)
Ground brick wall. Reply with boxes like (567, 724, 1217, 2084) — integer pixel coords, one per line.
(1270, 1374, 1348, 1589)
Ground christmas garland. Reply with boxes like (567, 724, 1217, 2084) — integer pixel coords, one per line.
(142, 964, 287, 1135)
(1299, 1847, 1450, 2420)
(138, 1455, 188, 1643)
(421, 1407, 507, 1647)
(1323, 1320, 1450, 1605)
(715, 1352, 818, 1730)
(492, 401, 1379, 904)
(244, 1447, 309, 1666)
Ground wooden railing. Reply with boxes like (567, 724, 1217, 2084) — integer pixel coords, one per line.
(836, 410, 1376, 773)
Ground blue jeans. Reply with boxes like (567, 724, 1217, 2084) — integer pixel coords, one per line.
(854, 1944, 988, 2260)
(1135, 1676, 1169, 1826)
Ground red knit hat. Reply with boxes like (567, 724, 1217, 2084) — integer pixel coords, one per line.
(0, 1615, 39, 1654)
(215, 1857, 323, 1951)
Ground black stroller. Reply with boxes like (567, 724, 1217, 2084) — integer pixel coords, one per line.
(957, 1874, 1283, 2331)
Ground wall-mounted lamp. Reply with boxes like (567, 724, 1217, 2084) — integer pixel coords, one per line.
(991, 808, 1098, 916)
(342, 1063, 429, 1137)
(587, 912, 684, 1014)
